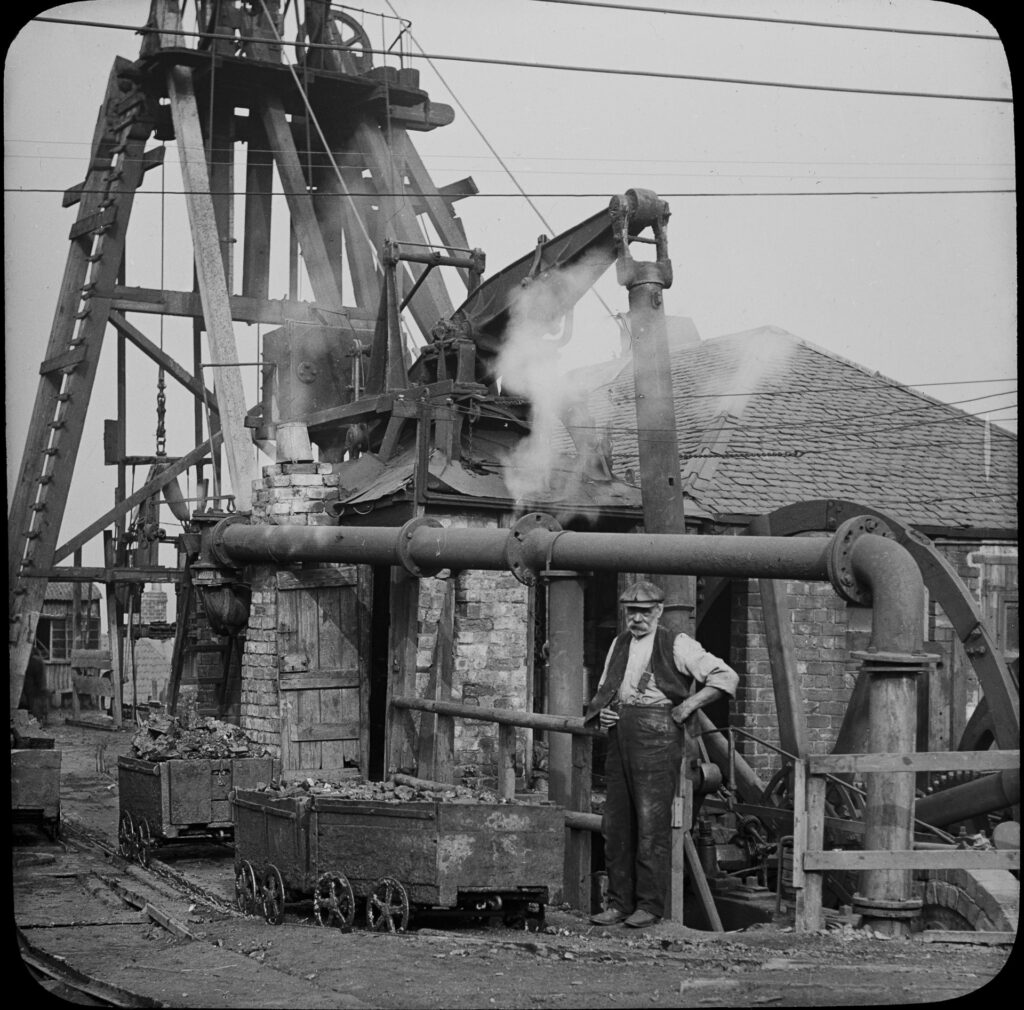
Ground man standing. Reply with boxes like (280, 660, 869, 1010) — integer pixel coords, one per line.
(585, 581, 739, 928)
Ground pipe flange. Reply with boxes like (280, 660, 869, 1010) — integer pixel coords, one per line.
(826, 515, 895, 605)
(850, 649, 939, 675)
(505, 512, 561, 586)
(851, 894, 923, 920)
(396, 516, 443, 577)
(208, 511, 252, 571)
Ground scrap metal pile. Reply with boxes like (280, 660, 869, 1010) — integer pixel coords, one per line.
(130, 709, 271, 762)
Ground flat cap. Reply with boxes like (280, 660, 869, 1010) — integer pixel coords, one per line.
(619, 580, 665, 607)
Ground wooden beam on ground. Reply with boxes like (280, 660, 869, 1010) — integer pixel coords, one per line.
(682, 830, 724, 931)
(166, 64, 255, 510)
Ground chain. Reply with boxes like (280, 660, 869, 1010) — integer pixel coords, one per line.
(156, 367, 167, 456)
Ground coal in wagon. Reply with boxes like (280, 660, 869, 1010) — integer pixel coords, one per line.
(117, 755, 274, 865)
(231, 789, 565, 932)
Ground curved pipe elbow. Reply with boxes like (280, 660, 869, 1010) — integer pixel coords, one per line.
(850, 533, 926, 656)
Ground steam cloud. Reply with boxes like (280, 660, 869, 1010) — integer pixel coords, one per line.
(495, 251, 610, 507)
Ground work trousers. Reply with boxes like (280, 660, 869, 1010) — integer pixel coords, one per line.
(602, 705, 684, 918)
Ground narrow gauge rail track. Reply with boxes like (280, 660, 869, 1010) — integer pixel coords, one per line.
(19, 929, 168, 1008)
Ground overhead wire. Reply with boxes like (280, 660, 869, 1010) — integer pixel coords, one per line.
(30, 14, 1012, 103)
(530, 0, 1003, 41)
(382, 0, 620, 328)
(7, 185, 1015, 199)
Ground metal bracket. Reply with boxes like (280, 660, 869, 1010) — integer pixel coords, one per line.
(825, 515, 895, 605)
(504, 512, 561, 586)
(396, 516, 443, 577)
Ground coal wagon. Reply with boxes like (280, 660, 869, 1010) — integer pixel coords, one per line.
(11, 749, 62, 841)
(231, 788, 564, 932)
(117, 755, 274, 865)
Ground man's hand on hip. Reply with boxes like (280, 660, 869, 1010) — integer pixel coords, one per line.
(671, 700, 697, 727)
(598, 707, 620, 729)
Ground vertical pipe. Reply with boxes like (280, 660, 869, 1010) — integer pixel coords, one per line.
(850, 534, 930, 937)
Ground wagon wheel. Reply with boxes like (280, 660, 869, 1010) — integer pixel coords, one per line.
(313, 871, 356, 930)
(261, 864, 287, 925)
(366, 876, 410, 933)
(235, 860, 258, 914)
(118, 810, 135, 859)
(135, 817, 152, 868)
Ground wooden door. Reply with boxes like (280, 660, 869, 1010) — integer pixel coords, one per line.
(276, 566, 370, 779)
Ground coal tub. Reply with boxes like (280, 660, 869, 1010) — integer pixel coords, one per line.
(231, 788, 565, 932)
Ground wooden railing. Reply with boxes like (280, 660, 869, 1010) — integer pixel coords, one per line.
(793, 748, 1021, 931)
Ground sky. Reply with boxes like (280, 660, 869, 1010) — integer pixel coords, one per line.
(4, 0, 1016, 575)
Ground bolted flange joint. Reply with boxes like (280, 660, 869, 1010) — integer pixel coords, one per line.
(825, 515, 895, 605)
(205, 511, 251, 575)
(850, 894, 923, 921)
(396, 516, 443, 577)
(505, 512, 561, 586)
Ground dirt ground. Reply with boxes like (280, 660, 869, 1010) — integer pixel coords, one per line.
(11, 719, 1016, 1008)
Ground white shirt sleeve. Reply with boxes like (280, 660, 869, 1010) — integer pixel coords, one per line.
(673, 634, 739, 698)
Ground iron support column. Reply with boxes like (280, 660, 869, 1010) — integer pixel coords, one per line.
(843, 528, 935, 936)
(609, 188, 694, 636)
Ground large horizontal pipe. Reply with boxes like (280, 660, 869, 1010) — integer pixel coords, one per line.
(916, 769, 1020, 829)
(215, 521, 832, 582)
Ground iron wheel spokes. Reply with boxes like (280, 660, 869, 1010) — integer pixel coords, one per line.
(261, 863, 286, 925)
(135, 816, 152, 867)
(235, 859, 258, 914)
(313, 871, 356, 930)
(366, 876, 410, 933)
(118, 810, 135, 859)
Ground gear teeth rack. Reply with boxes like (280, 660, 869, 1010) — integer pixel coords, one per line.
(8, 60, 153, 707)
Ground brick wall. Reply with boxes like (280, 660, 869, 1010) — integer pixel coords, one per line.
(412, 513, 532, 787)
(730, 578, 861, 783)
(728, 538, 1016, 784)
(238, 461, 342, 755)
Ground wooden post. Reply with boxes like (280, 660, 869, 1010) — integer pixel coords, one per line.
(568, 732, 593, 909)
(544, 573, 589, 912)
(795, 760, 826, 932)
(166, 64, 255, 509)
(416, 580, 455, 783)
(103, 532, 123, 728)
(497, 725, 517, 800)
(668, 752, 692, 922)
(385, 569, 421, 777)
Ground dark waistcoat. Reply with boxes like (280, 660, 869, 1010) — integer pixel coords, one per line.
(584, 625, 693, 723)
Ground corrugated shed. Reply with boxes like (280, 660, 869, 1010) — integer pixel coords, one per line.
(566, 326, 1017, 531)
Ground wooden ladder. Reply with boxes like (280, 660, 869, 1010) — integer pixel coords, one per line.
(8, 59, 155, 706)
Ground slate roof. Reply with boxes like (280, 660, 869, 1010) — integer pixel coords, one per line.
(563, 326, 1018, 531)
(43, 583, 103, 602)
